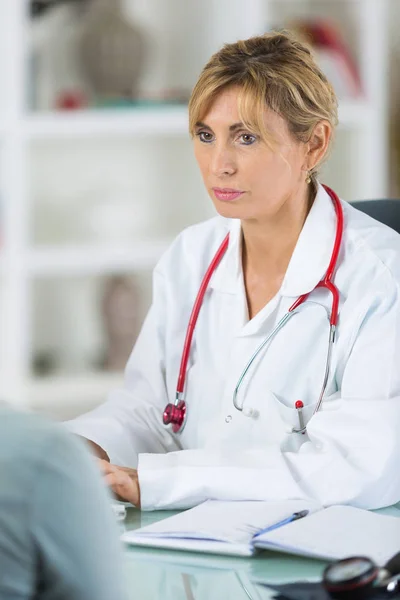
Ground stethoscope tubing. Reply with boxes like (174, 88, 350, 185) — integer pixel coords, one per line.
(176, 233, 229, 396)
(164, 184, 344, 434)
(232, 312, 294, 411)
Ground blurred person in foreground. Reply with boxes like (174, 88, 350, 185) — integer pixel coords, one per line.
(0, 403, 128, 600)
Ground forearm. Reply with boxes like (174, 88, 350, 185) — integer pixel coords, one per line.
(65, 391, 180, 467)
(137, 398, 400, 511)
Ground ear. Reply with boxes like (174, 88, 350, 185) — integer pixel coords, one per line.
(305, 120, 332, 172)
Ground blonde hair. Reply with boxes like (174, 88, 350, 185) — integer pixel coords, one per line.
(189, 30, 338, 181)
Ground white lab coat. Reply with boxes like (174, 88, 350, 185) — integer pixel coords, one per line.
(68, 184, 400, 511)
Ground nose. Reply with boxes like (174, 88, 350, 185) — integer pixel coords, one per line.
(210, 144, 237, 178)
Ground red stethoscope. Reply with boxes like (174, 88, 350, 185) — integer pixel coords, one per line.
(163, 184, 344, 434)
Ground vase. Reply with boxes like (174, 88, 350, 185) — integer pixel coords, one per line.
(79, 0, 146, 100)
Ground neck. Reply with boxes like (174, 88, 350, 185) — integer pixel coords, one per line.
(242, 183, 315, 278)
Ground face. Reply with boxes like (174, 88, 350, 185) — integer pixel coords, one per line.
(193, 86, 310, 224)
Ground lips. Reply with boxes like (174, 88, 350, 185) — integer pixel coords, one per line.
(212, 188, 244, 201)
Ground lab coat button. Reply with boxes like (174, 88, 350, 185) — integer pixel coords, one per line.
(225, 415, 232, 423)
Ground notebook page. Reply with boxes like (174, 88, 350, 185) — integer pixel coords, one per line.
(122, 499, 321, 548)
(254, 505, 400, 564)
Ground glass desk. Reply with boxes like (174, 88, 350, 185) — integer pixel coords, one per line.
(121, 503, 400, 600)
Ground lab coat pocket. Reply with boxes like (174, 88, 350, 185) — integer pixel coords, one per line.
(260, 391, 315, 451)
(270, 392, 316, 434)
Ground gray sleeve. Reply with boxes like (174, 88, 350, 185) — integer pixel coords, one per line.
(30, 427, 128, 600)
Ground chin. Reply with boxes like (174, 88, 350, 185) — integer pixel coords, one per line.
(212, 201, 248, 220)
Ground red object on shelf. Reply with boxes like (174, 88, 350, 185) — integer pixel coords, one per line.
(55, 90, 88, 111)
(292, 19, 363, 99)
(310, 21, 362, 92)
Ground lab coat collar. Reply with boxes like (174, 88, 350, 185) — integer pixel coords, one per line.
(281, 182, 338, 297)
(210, 182, 338, 298)
(209, 218, 242, 294)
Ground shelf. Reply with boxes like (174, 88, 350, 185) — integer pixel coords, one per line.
(2, 100, 371, 140)
(25, 105, 189, 139)
(26, 371, 124, 419)
(29, 238, 173, 277)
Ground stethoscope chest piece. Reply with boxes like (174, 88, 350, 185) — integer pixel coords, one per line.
(163, 400, 187, 434)
(323, 556, 378, 599)
(323, 555, 400, 599)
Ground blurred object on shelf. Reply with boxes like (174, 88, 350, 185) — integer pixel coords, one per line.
(32, 351, 58, 376)
(28, 0, 190, 110)
(83, 185, 154, 245)
(79, 0, 147, 102)
(55, 89, 88, 110)
(33, 277, 104, 376)
(100, 276, 139, 371)
(93, 90, 190, 108)
(289, 19, 363, 100)
(30, 0, 86, 19)
(29, 2, 88, 110)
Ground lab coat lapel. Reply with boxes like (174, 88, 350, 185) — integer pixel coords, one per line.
(281, 183, 338, 298)
(208, 218, 249, 330)
(208, 183, 338, 335)
(209, 218, 242, 295)
(243, 183, 339, 335)
(245, 184, 338, 335)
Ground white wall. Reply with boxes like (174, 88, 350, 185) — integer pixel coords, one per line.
(389, 0, 400, 196)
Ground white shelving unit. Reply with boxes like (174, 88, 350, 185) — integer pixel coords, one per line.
(26, 371, 124, 421)
(29, 239, 174, 277)
(25, 106, 190, 138)
(21, 100, 375, 139)
(0, 0, 390, 417)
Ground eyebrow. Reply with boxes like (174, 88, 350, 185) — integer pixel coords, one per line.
(195, 121, 246, 132)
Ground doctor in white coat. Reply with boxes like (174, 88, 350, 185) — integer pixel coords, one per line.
(68, 31, 400, 511)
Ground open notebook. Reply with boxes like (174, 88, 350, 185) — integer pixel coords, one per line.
(122, 500, 400, 562)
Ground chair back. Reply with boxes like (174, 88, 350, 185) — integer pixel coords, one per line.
(352, 200, 400, 234)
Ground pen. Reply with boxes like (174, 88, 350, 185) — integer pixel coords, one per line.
(252, 509, 309, 539)
(295, 400, 306, 433)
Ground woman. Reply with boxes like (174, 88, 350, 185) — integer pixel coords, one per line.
(68, 31, 400, 511)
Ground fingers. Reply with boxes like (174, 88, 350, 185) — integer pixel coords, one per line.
(104, 471, 129, 491)
(97, 460, 137, 477)
(97, 460, 140, 506)
(98, 459, 119, 475)
(104, 471, 139, 506)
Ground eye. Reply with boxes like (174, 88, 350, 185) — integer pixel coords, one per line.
(196, 131, 214, 143)
(238, 133, 257, 145)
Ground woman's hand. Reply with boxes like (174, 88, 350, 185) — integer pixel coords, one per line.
(98, 460, 141, 507)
